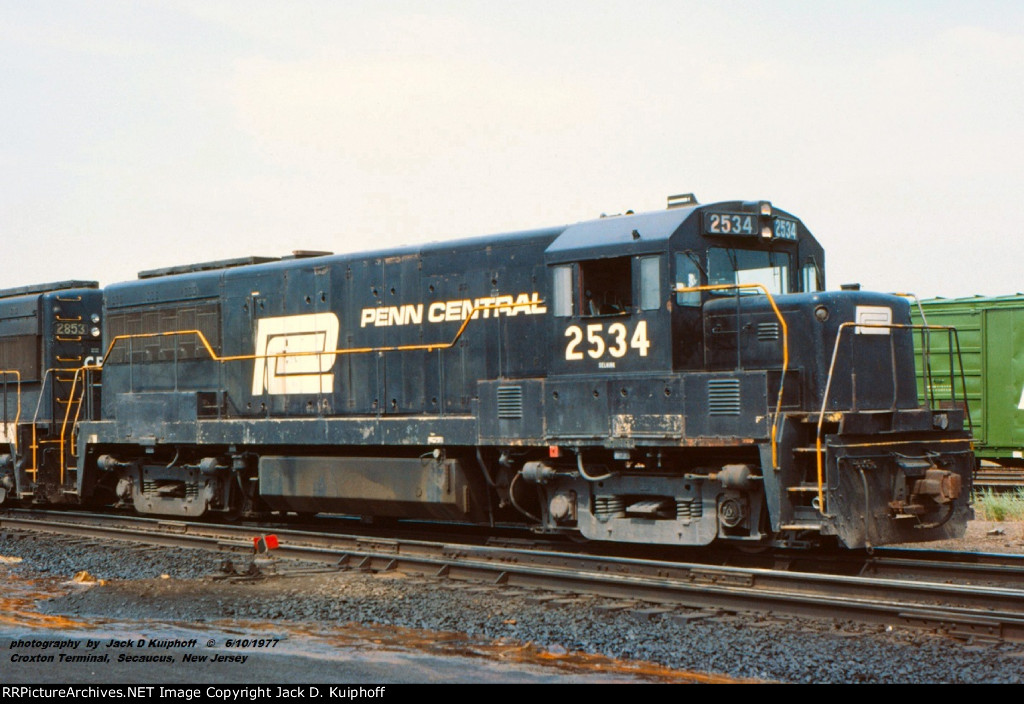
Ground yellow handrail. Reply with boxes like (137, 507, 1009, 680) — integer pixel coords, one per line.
(675, 283, 789, 469)
(26, 368, 62, 482)
(58, 368, 89, 480)
(15, 365, 96, 486)
(813, 321, 969, 515)
(29, 370, 57, 480)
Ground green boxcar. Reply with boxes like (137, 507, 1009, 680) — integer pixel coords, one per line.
(911, 294, 1024, 465)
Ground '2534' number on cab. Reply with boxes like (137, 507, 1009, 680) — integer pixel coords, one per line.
(564, 321, 650, 361)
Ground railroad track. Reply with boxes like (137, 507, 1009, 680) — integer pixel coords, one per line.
(975, 463, 1024, 491)
(4, 509, 1024, 643)
(748, 545, 1024, 591)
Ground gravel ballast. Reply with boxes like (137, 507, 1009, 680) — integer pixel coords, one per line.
(2, 524, 1024, 684)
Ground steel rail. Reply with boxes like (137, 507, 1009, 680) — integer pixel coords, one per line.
(760, 546, 1024, 590)
(4, 510, 1024, 643)
(17, 509, 1022, 589)
(860, 554, 1024, 589)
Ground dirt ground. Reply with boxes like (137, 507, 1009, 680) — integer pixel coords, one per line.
(903, 519, 1024, 553)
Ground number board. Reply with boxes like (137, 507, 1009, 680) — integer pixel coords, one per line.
(773, 218, 798, 240)
(55, 322, 87, 336)
(703, 212, 757, 236)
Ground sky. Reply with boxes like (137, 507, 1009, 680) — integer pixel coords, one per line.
(2, 1, 1022, 299)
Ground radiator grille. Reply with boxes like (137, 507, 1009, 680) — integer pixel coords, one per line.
(106, 301, 221, 364)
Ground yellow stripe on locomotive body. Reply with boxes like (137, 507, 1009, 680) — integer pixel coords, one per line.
(14, 195, 974, 551)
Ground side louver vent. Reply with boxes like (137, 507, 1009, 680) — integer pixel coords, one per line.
(708, 378, 741, 416)
(757, 322, 780, 341)
(497, 385, 524, 419)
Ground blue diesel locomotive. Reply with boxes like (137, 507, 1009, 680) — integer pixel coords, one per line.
(0, 197, 974, 549)
(0, 281, 104, 505)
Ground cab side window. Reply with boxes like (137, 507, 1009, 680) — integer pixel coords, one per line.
(580, 257, 632, 316)
(552, 265, 574, 317)
(802, 261, 823, 292)
(639, 256, 661, 310)
(674, 253, 701, 307)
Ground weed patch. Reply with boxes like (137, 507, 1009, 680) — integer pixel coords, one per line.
(973, 488, 1024, 521)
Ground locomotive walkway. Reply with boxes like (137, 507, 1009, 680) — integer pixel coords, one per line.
(5, 509, 1024, 644)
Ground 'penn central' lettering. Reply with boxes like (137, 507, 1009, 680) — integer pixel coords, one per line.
(360, 293, 546, 328)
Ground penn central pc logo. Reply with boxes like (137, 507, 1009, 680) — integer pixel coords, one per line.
(251, 313, 340, 395)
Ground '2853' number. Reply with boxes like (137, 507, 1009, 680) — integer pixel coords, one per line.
(564, 321, 650, 361)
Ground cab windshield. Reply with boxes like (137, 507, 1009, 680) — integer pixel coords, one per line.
(708, 247, 792, 296)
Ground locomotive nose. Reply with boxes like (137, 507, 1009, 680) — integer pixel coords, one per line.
(911, 468, 963, 504)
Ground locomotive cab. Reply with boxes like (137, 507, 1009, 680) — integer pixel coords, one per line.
(534, 200, 824, 546)
(530, 199, 972, 548)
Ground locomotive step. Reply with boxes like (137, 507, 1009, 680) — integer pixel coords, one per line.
(779, 524, 823, 531)
(786, 485, 821, 493)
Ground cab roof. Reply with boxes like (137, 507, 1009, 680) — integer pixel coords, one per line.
(544, 206, 696, 263)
